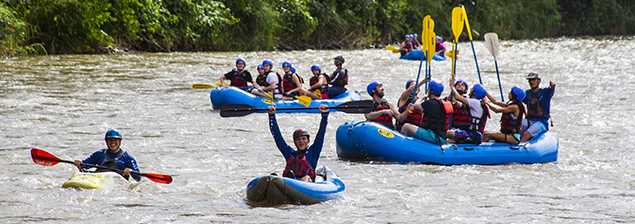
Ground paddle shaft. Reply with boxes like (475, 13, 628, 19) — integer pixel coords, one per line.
(461, 5, 483, 85)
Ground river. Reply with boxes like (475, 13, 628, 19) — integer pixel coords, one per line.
(1, 36, 634, 223)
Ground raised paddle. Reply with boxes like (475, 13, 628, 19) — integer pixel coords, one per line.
(30, 148, 173, 184)
(220, 100, 374, 117)
(484, 32, 505, 101)
(412, 16, 432, 105)
(462, 5, 483, 85)
(192, 83, 229, 89)
(451, 7, 464, 80)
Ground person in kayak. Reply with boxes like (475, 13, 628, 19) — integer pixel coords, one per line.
(327, 56, 348, 98)
(252, 59, 284, 100)
(483, 86, 526, 144)
(73, 129, 141, 181)
(220, 58, 253, 90)
(445, 77, 490, 144)
(365, 81, 399, 130)
(521, 72, 556, 142)
(268, 104, 329, 182)
(400, 80, 450, 144)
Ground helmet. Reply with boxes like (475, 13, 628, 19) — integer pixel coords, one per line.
(405, 79, 415, 90)
(236, 58, 246, 64)
(472, 84, 488, 99)
(262, 59, 273, 66)
(105, 129, 122, 140)
(511, 86, 526, 101)
(293, 129, 310, 140)
(367, 81, 382, 96)
(282, 61, 292, 68)
(428, 80, 444, 95)
(526, 72, 541, 80)
(310, 64, 321, 71)
(413, 34, 418, 37)
(436, 36, 443, 42)
(404, 34, 409, 39)
(454, 79, 469, 90)
(291, 67, 296, 73)
(257, 64, 264, 69)
(333, 55, 345, 64)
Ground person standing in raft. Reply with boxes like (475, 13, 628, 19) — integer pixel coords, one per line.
(400, 80, 450, 144)
(521, 73, 556, 142)
(327, 56, 348, 98)
(268, 104, 329, 182)
(445, 77, 490, 144)
(251, 59, 284, 100)
(220, 58, 253, 90)
(303, 64, 330, 99)
(394, 79, 426, 131)
(280, 61, 304, 100)
(365, 81, 399, 130)
(73, 129, 141, 181)
(482, 86, 526, 144)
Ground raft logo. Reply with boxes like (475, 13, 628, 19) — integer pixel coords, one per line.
(378, 129, 394, 138)
(262, 99, 273, 104)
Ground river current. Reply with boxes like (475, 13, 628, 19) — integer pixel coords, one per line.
(1, 37, 635, 223)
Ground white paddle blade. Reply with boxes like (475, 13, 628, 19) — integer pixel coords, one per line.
(484, 33, 499, 59)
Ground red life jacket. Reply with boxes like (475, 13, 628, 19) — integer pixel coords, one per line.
(282, 152, 315, 181)
(282, 73, 301, 93)
(370, 99, 395, 130)
(500, 101, 525, 134)
(404, 108, 423, 127)
(451, 102, 471, 130)
(309, 73, 330, 94)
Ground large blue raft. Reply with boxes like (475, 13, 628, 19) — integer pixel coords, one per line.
(210, 86, 362, 113)
(400, 49, 446, 61)
(336, 121, 559, 165)
(246, 167, 345, 205)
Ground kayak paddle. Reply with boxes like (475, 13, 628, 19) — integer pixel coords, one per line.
(484, 32, 505, 102)
(30, 148, 173, 184)
(192, 83, 229, 89)
(285, 94, 312, 107)
(220, 100, 375, 117)
(384, 45, 401, 53)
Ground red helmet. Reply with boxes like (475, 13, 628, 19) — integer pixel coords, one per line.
(293, 129, 310, 140)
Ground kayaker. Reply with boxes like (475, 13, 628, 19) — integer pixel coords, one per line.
(252, 59, 284, 100)
(304, 64, 330, 99)
(445, 77, 490, 144)
(482, 86, 526, 144)
(400, 80, 450, 144)
(281, 61, 304, 100)
(268, 104, 329, 182)
(399, 35, 413, 56)
(365, 81, 398, 130)
(220, 58, 253, 90)
(327, 56, 348, 98)
(435, 36, 446, 56)
(443, 79, 471, 131)
(73, 129, 141, 181)
(521, 73, 556, 142)
(394, 79, 426, 131)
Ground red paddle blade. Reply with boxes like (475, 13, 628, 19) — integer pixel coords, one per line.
(31, 148, 61, 166)
(141, 173, 173, 184)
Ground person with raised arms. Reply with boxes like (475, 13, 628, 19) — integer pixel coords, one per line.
(445, 77, 490, 144)
(327, 56, 349, 98)
(220, 58, 253, 90)
(365, 81, 399, 130)
(268, 104, 329, 182)
(482, 86, 526, 144)
(400, 80, 449, 144)
(280, 61, 304, 100)
(521, 73, 556, 142)
(73, 129, 141, 181)
(251, 59, 284, 99)
(443, 79, 472, 131)
(394, 79, 426, 131)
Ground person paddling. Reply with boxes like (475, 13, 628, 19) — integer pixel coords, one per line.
(220, 58, 253, 90)
(268, 104, 329, 182)
(73, 129, 141, 181)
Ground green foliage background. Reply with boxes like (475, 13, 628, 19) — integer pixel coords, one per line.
(0, 0, 633, 55)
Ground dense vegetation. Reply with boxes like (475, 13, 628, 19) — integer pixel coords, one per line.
(0, 0, 633, 55)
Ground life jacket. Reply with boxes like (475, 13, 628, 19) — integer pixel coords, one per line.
(309, 73, 330, 94)
(255, 74, 267, 87)
(282, 152, 315, 181)
(330, 68, 348, 89)
(451, 102, 471, 130)
(396, 97, 423, 128)
(226, 69, 250, 88)
(526, 89, 545, 119)
(265, 71, 284, 95)
(282, 73, 303, 93)
(500, 101, 525, 134)
(420, 99, 451, 137)
(95, 150, 125, 173)
(404, 41, 413, 50)
(370, 99, 395, 130)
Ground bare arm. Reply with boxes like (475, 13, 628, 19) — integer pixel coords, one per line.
(486, 93, 507, 107)
(487, 102, 518, 114)
(287, 74, 303, 94)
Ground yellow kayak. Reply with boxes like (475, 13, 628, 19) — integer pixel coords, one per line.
(62, 171, 135, 189)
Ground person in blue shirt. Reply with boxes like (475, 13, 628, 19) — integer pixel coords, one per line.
(268, 104, 329, 182)
(73, 129, 141, 181)
(521, 73, 556, 142)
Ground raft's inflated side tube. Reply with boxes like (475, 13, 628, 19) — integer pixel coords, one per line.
(336, 121, 558, 165)
(246, 167, 345, 205)
(400, 49, 446, 61)
(210, 86, 362, 113)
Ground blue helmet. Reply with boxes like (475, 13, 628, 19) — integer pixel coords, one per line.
(428, 80, 444, 95)
(105, 129, 122, 140)
(436, 36, 443, 42)
(472, 84, 488, 99)
(367, 81, 382, 96)
(405, 79, 415, 90)
(413, 34, 418, 37)
(257, 64, 264, 69)
(310, 64, 321, 71)
(236, 58, 245, 64)
(404, 34, 409, 39)
(511, 86, 526, 101)
(291, 67, 296, 73)
(262, 59, 273, 66)
(454, 79, 469, 90)
(282, 61, 292, 68)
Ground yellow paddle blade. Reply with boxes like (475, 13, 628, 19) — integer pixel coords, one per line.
(314, 89, 321, 95)
(192, 83, 229, 89)
(295, 95, 312, 107)
(461, 5, 473, 40)
(446, 50, 459, 59)
(385, 45, 401, 53)
(451, 7, 464, 42)
(422, 15, 432, 53)
(427, 31, 436, 63)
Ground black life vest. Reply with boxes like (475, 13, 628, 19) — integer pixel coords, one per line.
(283, 152, 315, 181)
(309, 73, 330, 94)
(420, 99, 449, 138)
(370, 99, 395, 130)
(500, 101, 525, 134)
(282, 73, 301, 93)
(95, 150, 125, 173)
(526, 90, 545, 119)
(224, 69, 251, 88)
(255, 74, 267, 87)
(330, 68, 348, 89)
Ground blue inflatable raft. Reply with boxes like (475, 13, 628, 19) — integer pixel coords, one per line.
(400, 49, 446, 61)
(246, 167, 345, 205)
(336, 121, 558, 165)
(210, 86, 362, 113)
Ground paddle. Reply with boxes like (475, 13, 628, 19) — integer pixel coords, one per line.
(192, 83, 229, 89)
(284, 94, 312, 107)
(385, 45, 401, 54)
(412, 16, 432, 106)
(451, 7, 464, 80)
(30, 148, 173, 184)
(220, 100, 374, 117)
(462, 5, 483, 85)
(484, 32, 505, 101)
